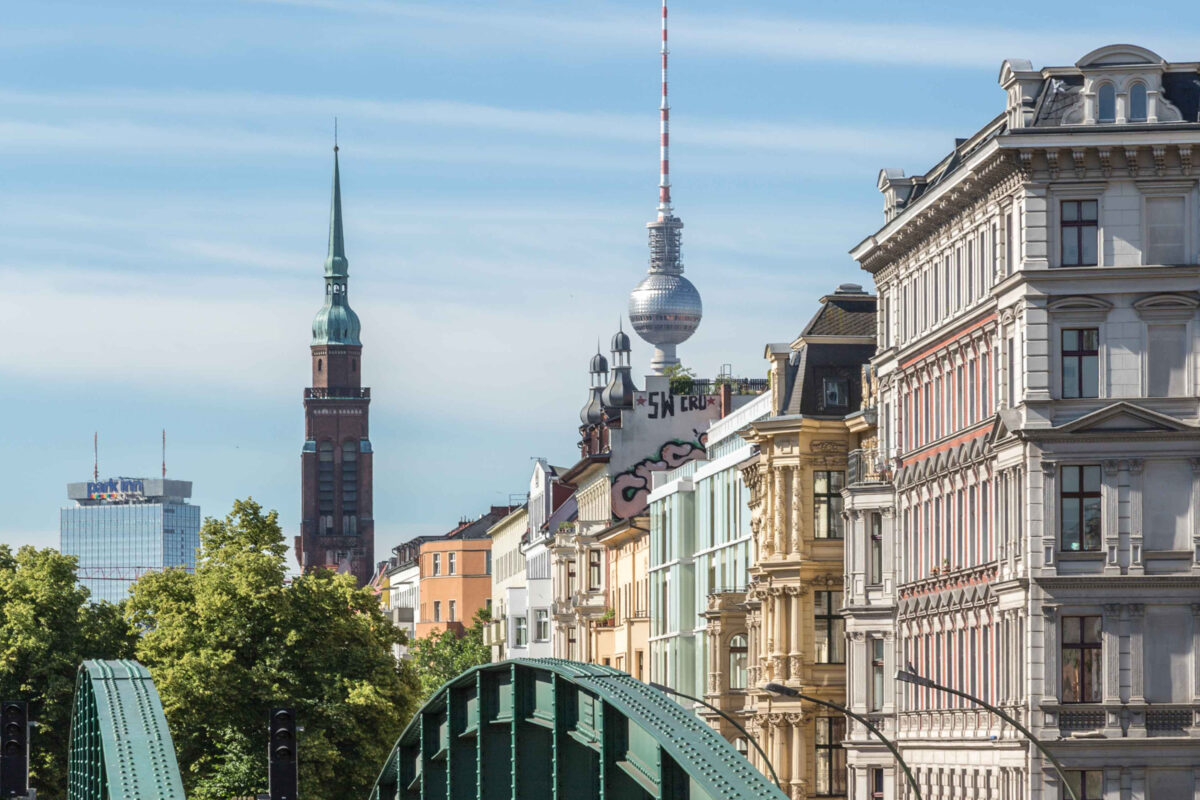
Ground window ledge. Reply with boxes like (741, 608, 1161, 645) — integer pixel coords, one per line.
(1143, 550, 1193, 559)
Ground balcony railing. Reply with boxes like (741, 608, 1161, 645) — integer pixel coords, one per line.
(305, 387, 370, 399)
(847, 447, 892, 486)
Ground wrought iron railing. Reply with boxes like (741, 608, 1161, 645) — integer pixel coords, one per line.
(847, 447, 892, 486)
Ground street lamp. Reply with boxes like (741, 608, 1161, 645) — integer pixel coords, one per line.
(763, 683, 921, 800)
(894, 669, 1079, 800)
(646, 682, 784, 793)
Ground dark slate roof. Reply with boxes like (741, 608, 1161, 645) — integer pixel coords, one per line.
(1164, 71, 1200, 123)
(778, 290, 877, 416)
(1032, 75, 1084, 127)
(802, 294, 878, 337)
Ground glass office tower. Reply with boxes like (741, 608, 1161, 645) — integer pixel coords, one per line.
(61, 477, 201, 603)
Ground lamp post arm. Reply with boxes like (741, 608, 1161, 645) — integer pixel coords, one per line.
(646, 682, 784, 793)
(764, 683, 921, 800)
(895, 672, 1078, 800)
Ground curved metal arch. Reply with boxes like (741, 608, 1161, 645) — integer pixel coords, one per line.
(67, 660, 186, 800)
(370, 659, 787, 800)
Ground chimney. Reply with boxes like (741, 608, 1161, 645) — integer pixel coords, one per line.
(718, 381, 733, 418)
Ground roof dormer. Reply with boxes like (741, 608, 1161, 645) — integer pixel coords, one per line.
(1073, 44, 1182, 124)
(998, 58, 1041, 129)
(877, 168, 915, 223)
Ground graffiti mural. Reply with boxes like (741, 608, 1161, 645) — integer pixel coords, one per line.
(611, 429, 708, 519)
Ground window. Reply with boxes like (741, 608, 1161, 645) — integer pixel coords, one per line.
(728, 634, 748, 690)
(588, 550, 601, 591)
(1061, 200, 1098, 267)
(433, 601, 442, 622)
(1067, 771, 1103, 800)
(1061, 616, 1101, 703)
(869, 638, 885, 712)
(448, 600, 456, 621)
(1098, 83, 1115, 122)
(1061, 329, 1099, 398)
(1129, 83, 1147, 121)
(636, 650, 645, 681)
(432, 553, 441, 576)
(514, 616, 528, 647)
(870, 768, 885, 800)
(814, 590, 845, 664)
(1146, 196, 1185, 265)
(814, 717, 846, 796)
(868, 513, 883, 585)
(485, 550, 492, 575)
(734, 738, 749, 757)
(814, 471, 845, 539)
(448, 552, 457, 575)
(535, 609, 550, 641)
(318, 441, 334, 534)
(1060, 465, 1101, 552)
(823, 376, 849, 409)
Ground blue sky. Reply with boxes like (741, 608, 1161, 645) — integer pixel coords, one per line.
(1, 0, 1192, 562)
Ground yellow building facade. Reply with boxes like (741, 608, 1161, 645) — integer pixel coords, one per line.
(737, 285, 877, 800)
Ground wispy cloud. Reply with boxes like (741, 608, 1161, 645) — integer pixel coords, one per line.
(243, 0, 1193, 68)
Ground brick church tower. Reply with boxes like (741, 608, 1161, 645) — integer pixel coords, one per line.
(296, 146, 374, 587)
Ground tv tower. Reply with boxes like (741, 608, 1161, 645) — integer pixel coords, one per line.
(627, 0, 702, 375)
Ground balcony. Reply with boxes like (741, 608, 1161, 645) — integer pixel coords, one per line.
(847, 447, 892, 486)
(391, 606, 413, 625)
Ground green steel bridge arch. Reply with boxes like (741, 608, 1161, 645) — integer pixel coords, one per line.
(67, 660, 186, 800)
(369, 659, 787, 800)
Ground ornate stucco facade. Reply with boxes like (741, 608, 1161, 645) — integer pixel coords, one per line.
(738, 286, 877, 800)
(848, 44, 1200, 800)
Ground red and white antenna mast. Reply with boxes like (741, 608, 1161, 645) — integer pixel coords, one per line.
(657, 0, 672, 218)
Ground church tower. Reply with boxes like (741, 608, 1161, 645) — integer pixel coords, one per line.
(297, 145, 374, 587)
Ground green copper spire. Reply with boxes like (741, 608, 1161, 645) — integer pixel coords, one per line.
(312, 145, 362, 346)
(325, 145, 348, 277)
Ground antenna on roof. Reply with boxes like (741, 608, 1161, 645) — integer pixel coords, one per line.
(93, 432, 99, 481)
(333, 116, 339, 153)
(162, 429, 167, 478)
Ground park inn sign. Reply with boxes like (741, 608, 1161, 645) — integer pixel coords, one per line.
(86, 477, 145, 500)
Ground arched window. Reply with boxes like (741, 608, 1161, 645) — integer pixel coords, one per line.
(728, 634, 748, 690)
(1098, 83, 1116, 122)
(1129, 82, 1147, 121)
(317, 358, 323, 372)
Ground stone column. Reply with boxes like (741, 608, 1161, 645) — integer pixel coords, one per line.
(787, 714, 803, 799)
(1192, 604, 1200, 704)
(787, 586, 803, 684)
(791, 467, 803, 555)
(1129, 459, 1145, 571)
(1040, 462, 1056, 569)
(1128, 603, 1146, 737)
(1103, 460, 1121, 572)
(774, 468, 787, 557)
(1191, 457, 1200, 569)
(1103, 603, 1123, 736)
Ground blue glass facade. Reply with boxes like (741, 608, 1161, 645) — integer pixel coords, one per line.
(60, 479, 201, 604)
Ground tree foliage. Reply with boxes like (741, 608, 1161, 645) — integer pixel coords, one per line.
(663, 363, 697, 395)
(406, 608, 492, 701)
(0, 545, 137, 799)
(126, 499, 421, 800)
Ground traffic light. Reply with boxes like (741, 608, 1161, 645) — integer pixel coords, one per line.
(268, 707, 297, 800)
(0, 701, 28, 798)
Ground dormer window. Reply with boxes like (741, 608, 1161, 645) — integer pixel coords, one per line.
(1129, 83, 1147, 121)
(1097, 84, 1115, 122)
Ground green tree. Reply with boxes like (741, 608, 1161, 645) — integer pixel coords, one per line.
(0, 545, 136, 799)
(407, 608, 492, 700)
(126, 499, 420, 800)
(663, 363, 697, 395)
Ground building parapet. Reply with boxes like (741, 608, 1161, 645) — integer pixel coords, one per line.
(846, 446, 892, 487)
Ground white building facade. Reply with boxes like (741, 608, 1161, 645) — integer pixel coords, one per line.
(849, 45, 1200, 800)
